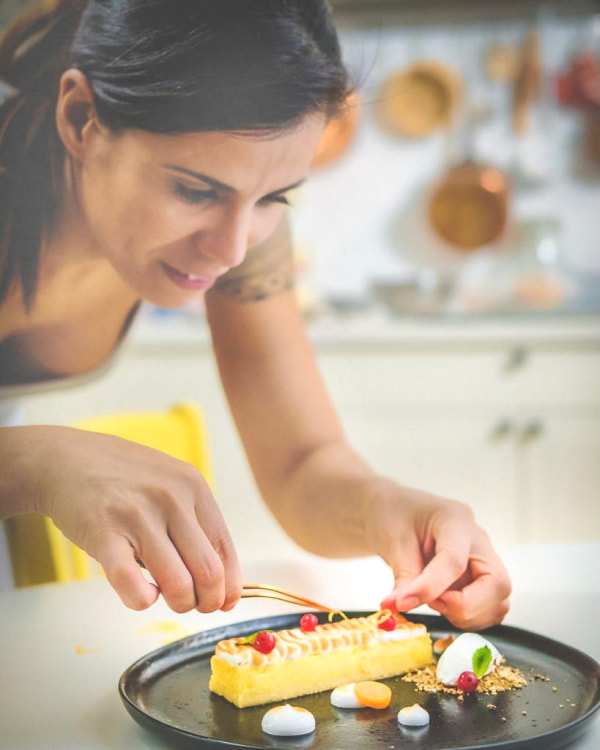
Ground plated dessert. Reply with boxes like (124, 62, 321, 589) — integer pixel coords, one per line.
(208, 605, 532, 739)
(209, 610, 433, 708)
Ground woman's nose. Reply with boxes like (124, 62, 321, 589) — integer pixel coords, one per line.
(198, 214, 249, 270)
(195, 207, 281, 271)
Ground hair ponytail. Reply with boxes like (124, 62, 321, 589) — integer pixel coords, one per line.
(0, 1, 85, 308)
(0, 2, 82, 90)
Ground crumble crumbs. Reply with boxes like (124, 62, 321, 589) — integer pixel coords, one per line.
(402, 661, 527, 695)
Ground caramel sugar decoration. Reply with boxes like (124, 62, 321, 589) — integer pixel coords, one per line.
(327, 609, 350, 622)
(433, 635, 455, 654)
(368, 609, 395, 626)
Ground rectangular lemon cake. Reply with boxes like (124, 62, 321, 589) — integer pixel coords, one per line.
(209, 613, 433, 708)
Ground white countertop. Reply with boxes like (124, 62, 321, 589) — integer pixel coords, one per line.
(128, 310, 600, 353)
(0, 543, 598, 749)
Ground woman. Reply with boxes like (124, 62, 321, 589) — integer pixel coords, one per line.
(0, 0, 510, 627)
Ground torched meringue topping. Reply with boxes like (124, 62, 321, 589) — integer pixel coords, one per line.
(215, 614, 427, 667)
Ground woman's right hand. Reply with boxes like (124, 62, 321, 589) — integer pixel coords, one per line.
(3, 425, 242, 613)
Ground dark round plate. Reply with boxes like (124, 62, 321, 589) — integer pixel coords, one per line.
(119, 612, 600, 750)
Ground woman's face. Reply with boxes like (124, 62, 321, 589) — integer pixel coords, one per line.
(74, 115, 325, 307)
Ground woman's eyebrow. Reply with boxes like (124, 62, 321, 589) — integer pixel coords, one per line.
(164, 164, 305, 195)
(262, 178, 305, 198)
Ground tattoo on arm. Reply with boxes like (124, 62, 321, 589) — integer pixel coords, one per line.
(209, 216, 295, 303)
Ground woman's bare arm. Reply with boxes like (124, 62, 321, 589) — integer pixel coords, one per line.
(207, 218, 372, 556)
(206, 219, 512, 630)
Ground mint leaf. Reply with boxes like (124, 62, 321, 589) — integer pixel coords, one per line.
(472, 645, 493, 678)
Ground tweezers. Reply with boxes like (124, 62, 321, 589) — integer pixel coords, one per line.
(241, 583, 333, 612)
(134, 562, 334, 613)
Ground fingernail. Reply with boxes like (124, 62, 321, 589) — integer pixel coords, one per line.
(396, 595, 420, 611)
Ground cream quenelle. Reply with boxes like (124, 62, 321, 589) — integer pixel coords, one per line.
(436, 632, 502, 686)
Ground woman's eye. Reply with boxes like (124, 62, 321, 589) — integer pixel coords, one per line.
(174, 183, 218, 204)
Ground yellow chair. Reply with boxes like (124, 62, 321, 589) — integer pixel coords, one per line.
(5, 402, 212, 587)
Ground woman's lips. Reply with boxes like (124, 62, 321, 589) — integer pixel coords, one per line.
(160, 262, 218, 291)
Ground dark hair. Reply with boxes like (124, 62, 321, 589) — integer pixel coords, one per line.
(0, 0, 350, 307)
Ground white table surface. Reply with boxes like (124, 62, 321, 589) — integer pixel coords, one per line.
(1, 543, 599, 749)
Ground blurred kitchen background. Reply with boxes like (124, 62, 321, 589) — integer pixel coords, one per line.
(298, 0, 600, 318)
(2, 0, 599, 558)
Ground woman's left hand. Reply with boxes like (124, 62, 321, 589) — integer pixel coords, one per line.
(364, 478, 512, 631)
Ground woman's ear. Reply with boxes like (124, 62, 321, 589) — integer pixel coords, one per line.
(55, 69, 105, 160)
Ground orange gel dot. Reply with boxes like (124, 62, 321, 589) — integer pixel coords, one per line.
(354, 681, 392, 709)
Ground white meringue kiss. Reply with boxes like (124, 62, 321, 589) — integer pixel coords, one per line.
(397, 704, 430, 727)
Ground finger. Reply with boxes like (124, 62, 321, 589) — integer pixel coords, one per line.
(135, 525, 204, 613)
(212, 532, 243, 612)
(96, 534, 160, 611)
(167, 512, 228, 613)
(431, 565, 512, 629)
(194, 498, 243, 611)
(380, 539, 425, 613)
(394, 523, 472, 607)
(431, 587, 511, 630)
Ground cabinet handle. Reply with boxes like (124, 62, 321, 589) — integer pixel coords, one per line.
(521, 420, 544, 441)
(491, 419, 513, 440)
(505, 347, 529, 372)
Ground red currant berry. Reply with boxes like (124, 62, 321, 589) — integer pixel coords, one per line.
(456, 671, 479, 693)
(300, 613, 319, 632)
(378, 615, 396, 631)
(253, 631, 276, 654)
